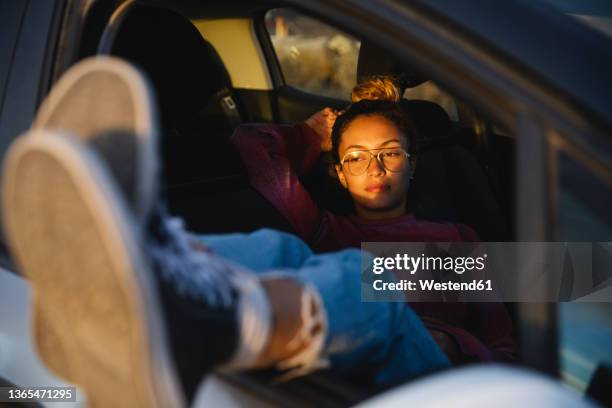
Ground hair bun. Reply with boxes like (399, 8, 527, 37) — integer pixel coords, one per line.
(351, 75, 401, 103)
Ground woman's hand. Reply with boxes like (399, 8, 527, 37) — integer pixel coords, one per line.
(253, 277, 323, 369)
(305, 107, 339, 152)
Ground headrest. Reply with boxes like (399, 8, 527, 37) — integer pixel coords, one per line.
(400, 99, 452, 149)
(357, 41, 428, 91)
(103, 4, 231, 128)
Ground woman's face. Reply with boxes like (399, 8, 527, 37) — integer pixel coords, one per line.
(335, 114, 412, 219)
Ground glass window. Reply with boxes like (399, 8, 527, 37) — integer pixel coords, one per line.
(557, 150, 612, 391)
(557, 152, 612, 241)
(264, 8, 459, 120)
(560, 302, 612, 392)
(264, 8, 360, 100)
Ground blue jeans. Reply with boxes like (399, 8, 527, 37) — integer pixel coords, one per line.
(200, 229, 450, 385)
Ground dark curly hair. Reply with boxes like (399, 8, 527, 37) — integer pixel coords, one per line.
(331, 100, 417, 164)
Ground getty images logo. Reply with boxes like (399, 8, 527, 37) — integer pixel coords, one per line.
(372, 253, 488, 275)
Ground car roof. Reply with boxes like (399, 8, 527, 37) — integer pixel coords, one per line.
(415, 0, 612, 131)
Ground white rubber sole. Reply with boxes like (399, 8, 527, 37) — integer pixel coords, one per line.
(2, 131, 184, 408)
(32, 56, 159, 223)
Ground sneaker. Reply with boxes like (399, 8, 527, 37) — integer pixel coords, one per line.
(32, 56, 159, 223)
(146, 209, 272, 397)
(8, 57, 274, 403)
(2, 131, 184, 407)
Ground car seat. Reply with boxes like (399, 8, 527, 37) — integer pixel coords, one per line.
(97, 2, 293, 233)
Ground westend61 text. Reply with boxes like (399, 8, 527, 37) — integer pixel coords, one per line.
(373, 279, 493, 292)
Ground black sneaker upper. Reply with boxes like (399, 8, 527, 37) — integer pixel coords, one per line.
(146, 208, 240, 401)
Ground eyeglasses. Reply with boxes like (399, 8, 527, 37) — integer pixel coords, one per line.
(340, 147, 410, 176)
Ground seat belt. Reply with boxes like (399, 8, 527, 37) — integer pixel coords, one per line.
(215, 87, 242, 128)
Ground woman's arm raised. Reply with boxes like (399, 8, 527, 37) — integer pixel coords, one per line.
(231, 110, 336, 242)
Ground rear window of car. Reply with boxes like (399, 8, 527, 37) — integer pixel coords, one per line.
(264, 8, 459, 121)
(264, 8, 360, 100)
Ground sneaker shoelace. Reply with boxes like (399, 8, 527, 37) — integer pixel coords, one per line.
(147, 210, 237, 309)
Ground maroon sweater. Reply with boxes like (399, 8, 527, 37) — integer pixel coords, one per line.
(232, 122, 516, 363)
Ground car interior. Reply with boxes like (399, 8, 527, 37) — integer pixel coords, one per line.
(5, 0, 612, 406)
(89, 2, 516, 243)
(52, 0, 525, 405)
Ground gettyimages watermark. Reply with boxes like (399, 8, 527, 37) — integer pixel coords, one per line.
(360, 242, 612, 302)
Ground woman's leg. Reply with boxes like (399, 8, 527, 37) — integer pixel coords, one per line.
(201, 230, 450, 384)
(289, 249, 450, 384)
(199, 228, 314, 272)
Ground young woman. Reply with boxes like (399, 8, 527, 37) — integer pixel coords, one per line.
(231, 77, 516, 364)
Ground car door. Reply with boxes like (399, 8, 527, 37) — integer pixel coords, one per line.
(0, 0, 78, 398)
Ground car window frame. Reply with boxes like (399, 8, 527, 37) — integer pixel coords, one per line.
(255, 11, 286, 91)
(0, 0, 67, 274)
(0, 2, 29, 116)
